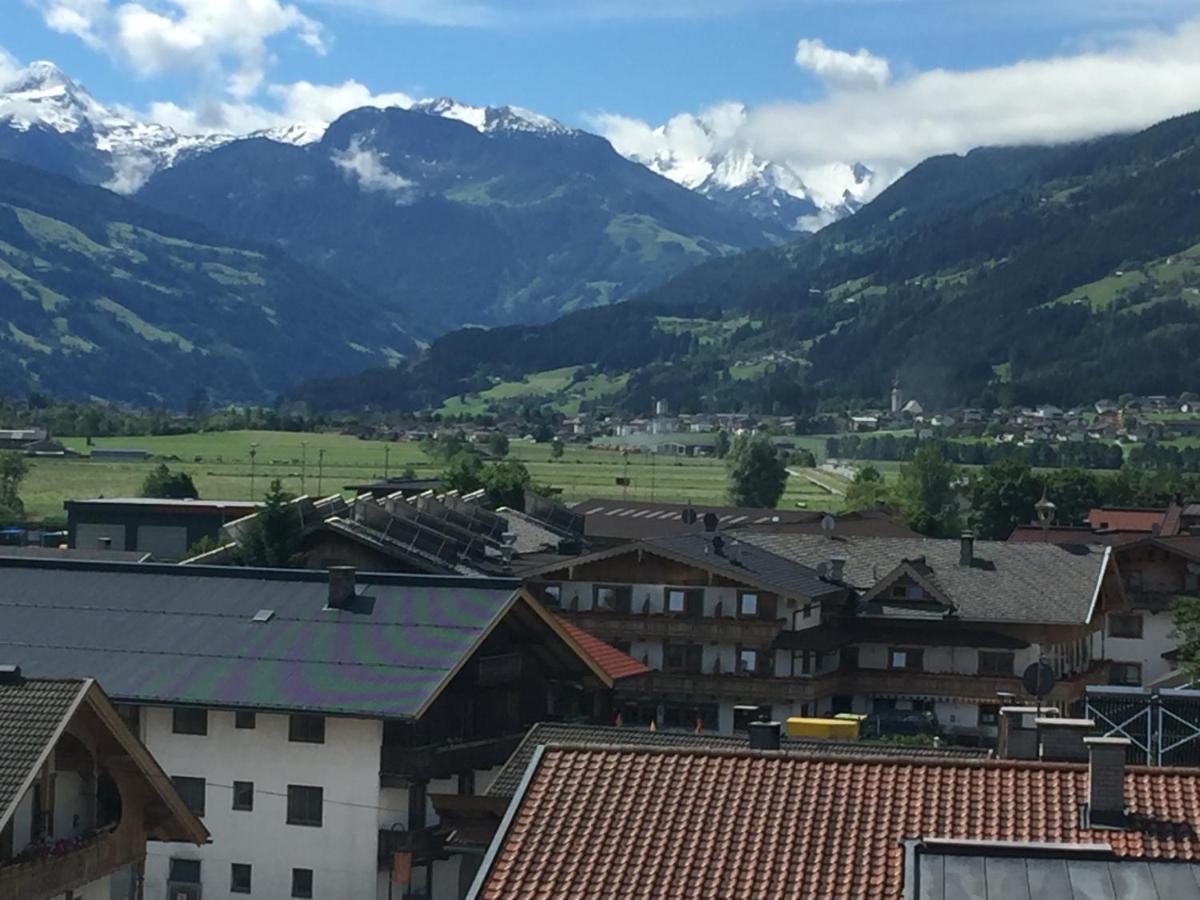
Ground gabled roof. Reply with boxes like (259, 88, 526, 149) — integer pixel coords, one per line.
(485, 722, 988, 798)
(740, 533, 1115, 624)
(0, 675, 207, 845)
(0, 559, 606, 717)
(527, 533, 842, 602)
(470, 746, 1200, 900)
(555, 619, 650, 682)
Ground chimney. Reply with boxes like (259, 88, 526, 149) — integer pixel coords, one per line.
(828, 555, 847, 583)
(747, 721, 782, 751)
(327, 566, 357, 610)
(959, 531, 975, 567)
(97, 536, 113, 550)
(0, 664, 22, 684)
(1037, 717, 1094, 762)
(1084, 736, 1130, 827)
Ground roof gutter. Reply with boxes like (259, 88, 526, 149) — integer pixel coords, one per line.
(466, 743, 546, 900)
(1085, 545, 1113, 625)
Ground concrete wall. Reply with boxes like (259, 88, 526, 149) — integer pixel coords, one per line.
(139, 707, 386, 900)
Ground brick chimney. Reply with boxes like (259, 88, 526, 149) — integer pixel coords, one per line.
(327, 566, 357, 610)
(1084, 736, 1130, 827)
(959, 531, 975, 567)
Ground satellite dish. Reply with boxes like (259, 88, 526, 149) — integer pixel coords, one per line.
(1021, 662, 1056, 699)
(682, 507, 697, 525)
(703, 512, 720, 533)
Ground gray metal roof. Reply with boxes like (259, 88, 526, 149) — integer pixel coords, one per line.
(0, 676, 88, 824)
(908, 842, 1200, 899)
(0, 559, 521, 718)
(740, 533, 1111, 624)
(486, 721, 989, 798)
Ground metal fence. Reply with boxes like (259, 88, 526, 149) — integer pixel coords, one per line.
(1083, 686, 1200, 766)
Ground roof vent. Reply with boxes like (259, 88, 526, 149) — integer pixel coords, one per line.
(0, 665, 22, 684)
(252, 609, 275, 623)
(327, 566, 357, 610)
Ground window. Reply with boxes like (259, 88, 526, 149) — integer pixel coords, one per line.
(664, 588, 703, 616)
(802, 603, 814, 619)
(978, 651, 1015, 676)
(289, 715, 326, 744)
(291, 868, 314, 899)
(172, 707, 207, 736)
(593, 585, 632, 614)
(663, 644, 702, 674)
(286, 785, 323, 827)
(169, 859, 200, 884)
(1108, 613, 1144, 639)
(172, 777, 206, 817)
(541, 583, 562, 608)
(889, 648, 924, 671)
(666, 588, 687, 614)
(978, 705, 1000, 727)
(797, 650, 819, 676)
(1110, 662, 1143, 686)
(738, 649, 758, 675)
(408, 780, 427, 830)
(232, 781, 254, 812)
(738, 592, 758, 617)
(235, 711, 256, 729)
(116, 704, 140, 734)
(231, 863, 252, 894)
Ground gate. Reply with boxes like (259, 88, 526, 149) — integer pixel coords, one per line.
(1084, 686, 1200, 766)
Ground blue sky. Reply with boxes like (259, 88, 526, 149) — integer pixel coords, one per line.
(6, 1, 1200, 183)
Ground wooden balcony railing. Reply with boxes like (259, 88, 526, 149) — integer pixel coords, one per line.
(380, 732, 525, 783)
(615, 662, 1111, 706)
(567, 611, 782, 645)
(0, 826, 138, 900)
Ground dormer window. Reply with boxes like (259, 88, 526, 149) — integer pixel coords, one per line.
(890, 583, 923, 601)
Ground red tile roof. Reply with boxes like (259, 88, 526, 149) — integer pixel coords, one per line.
(1086, 507, 1165, 533)
(556, 616, 650, 681)
(474, 747, 1200, 900)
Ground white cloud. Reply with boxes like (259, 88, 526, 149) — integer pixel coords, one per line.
(332, 135, 414, 194)
(268, 80, 413, 122)
(794, 38, 890, 91)
(31, 0, 325, 97)
(596, 18, 1200, 203)
(0, 47, 22, 85)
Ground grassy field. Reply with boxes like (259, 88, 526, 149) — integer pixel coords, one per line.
(20, 430, 843, 523)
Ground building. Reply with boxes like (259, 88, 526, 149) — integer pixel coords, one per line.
(0, 672, 207, 900)
(0, 558, 617, 900)
(528, 530, 1127, 741)
(0, 427, 48, 450)
(466, 731, 1200, 899)
(65, 498, 260, 560)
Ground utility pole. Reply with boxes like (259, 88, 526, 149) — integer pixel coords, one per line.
(249, 443, 259, 501)
(384, 445, 391, 480)
(317, 448, 325, 496)
(300, 441, 308, 495)
(650, 449, 657, 502)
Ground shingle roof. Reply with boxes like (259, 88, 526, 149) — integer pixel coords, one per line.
(555, 619, 650, 683)
(472, 747, 1200, 900)
(0, 558, 525, 718)
(528, 533, 842, 602)
(0, 676, 88, 824)
(484, 722, 988, 798)
(739, 533, 1112, 624)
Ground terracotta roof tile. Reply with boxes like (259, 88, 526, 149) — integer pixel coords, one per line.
(475, 748, 1200, 900)
(556, 617, 650, 681)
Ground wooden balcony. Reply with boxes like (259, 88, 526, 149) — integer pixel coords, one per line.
(567, 611, 782, 645)
(380, 732, 525, 783)
(0, 826, 138, 900)
(615, 662, 1111, 706)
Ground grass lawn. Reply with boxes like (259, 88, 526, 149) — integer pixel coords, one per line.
(21, 430, 842, 523)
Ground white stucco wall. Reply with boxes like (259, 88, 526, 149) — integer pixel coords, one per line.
(140, 707, 388, 900)
(1106, 610, 1177, 685)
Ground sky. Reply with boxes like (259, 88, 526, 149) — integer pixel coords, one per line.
(5, 0, 1200, 182)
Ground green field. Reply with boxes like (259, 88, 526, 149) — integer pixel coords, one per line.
(20, 430, 843, 523)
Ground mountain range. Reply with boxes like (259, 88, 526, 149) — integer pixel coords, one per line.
(287, 109, 1200, 414)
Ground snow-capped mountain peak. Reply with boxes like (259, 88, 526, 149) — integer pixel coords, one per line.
(411, 97, 574, 136)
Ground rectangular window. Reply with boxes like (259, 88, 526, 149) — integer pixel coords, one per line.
(738, 649, 758, 675)
(169, 859, 201, 884)
(231, 863, 252, 894)
(666, 588, 686, 614)
(663, 588, 703, 616)
(172, 707, 207, 736)
(288, 715, 326, 744)
(408, 780, 427, 830)
(738, 592, 758, 617)
(978, 651, 1015, 676)
(286, 785, 323, 827)
(889, 648, 924, 671)
(1108, 613, 1144, 639)
(291, 868, 314, 899)
(1110, 662, 1143, 686)
(978, 705, 1000, 727)
(171, 777, 205, 817)
(593, 585, 632, 614)
(235, 711, 256, 729)
(232, 781, 254, 812)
